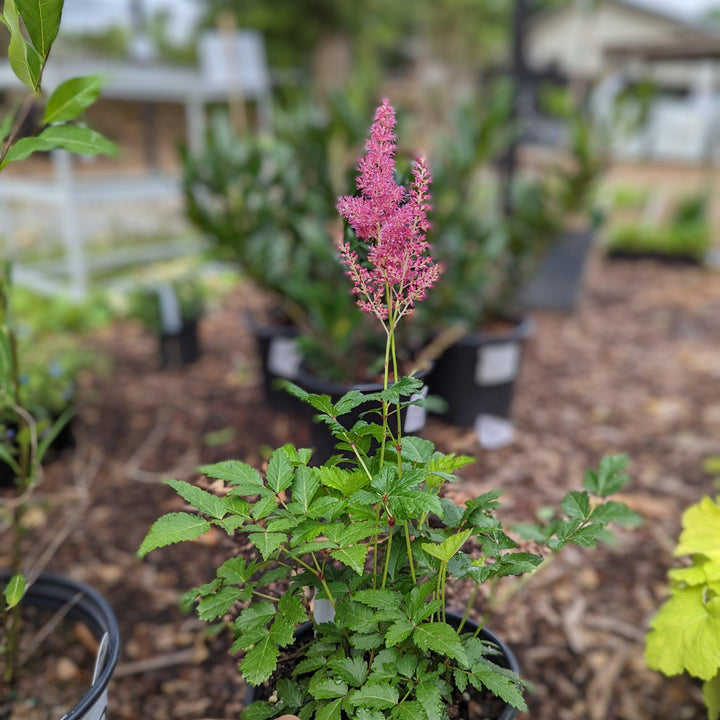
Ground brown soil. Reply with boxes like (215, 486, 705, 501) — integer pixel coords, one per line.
(3, 253, 719, 720)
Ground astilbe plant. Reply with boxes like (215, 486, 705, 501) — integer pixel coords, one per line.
(139, 100, 639, 720)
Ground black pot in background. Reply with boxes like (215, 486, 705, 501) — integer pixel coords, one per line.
(293, 368, 429, 466)
(246, 612, 519, 720)
(426, 317, 533, 428)
(0, 571, 120, 720)
(248, 318, 304, 414)
(519, 229, 595, 312)
(160, 318, 202, 368)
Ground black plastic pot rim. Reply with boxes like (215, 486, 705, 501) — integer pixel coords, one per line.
(245, 612, 519, 719)
(450, 315, 535, 349)
(1, 570, 120, 720)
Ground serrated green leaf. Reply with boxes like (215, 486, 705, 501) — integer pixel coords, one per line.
(216, 557, 253, 585)
(348, 683, 399, 710)
(268, 616, 295, 646)
(278, 592, 306, 626)
(17, 0, 62, 57)
(223, 496, 251, 517)
(349, 632, 384, 650)
(354, 589, 400, 611)
(400, 436, 435, 463)
(589, 500, 641, 526)
(267, 448, 294, 493)
(391, 700, 426, 720)
(292, 465, 319, 513)
(316, 697, 343, 720)
(385, 618, 415, 647)
(166, 478, 226, 519)
(328, 657, 368, 687)
(309, 675, 349, 700)
(294, 656, 327, 675)
(138, 512, 210, 557)
(4, 573, 25, 609)
(240, 701, 276, 720)
(415, 681, 444, 720)
(43, 75, 103, 124)
(242, 635, 280, 685)
(248, 532, 286, 560)
(201, 460, 263, 488)
(470, 663, 527, 711)
(422, 529, 472, 562)
(356, 710, 385, 720)
(331, 545, 369, 575)
(276, 677, 303, 709)
(583, 454, 629, 496)
(413, 623, 468, 664)
(561, 490, 590, 520)
(197, 586, 242, 621)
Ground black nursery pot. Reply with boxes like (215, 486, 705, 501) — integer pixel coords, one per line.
(246, 612, 519, 720)
(249, 318, 304, 414)
(0, 571, 120, 720)
(160, 318, 202, 368)
(293, 367, 429, 466)
(519, 228, 595, 312)
(426, 317, 533, 428)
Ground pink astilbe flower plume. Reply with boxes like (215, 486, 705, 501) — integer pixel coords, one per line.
(337, 99, 441, 327)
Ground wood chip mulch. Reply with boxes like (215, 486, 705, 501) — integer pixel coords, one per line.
(4, 252, 720, 720)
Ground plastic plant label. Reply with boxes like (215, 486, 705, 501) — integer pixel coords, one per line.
(267, 337, 301, 379)
(475, 343, 520, 386)
(404, 385, 429, 434)
(156, 284, 182, 335)
(475, 414, 515, 450)
(313, 593, 335, 624)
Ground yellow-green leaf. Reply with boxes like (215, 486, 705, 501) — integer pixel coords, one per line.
(646, 585, 720, 681)
(4, 573, 25, 609)
(676, 497, 720, 563)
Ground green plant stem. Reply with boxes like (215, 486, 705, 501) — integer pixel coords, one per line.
(456, 585, 480, 635)
(381, 523, 394, 590)
(402, 521, 417, 586)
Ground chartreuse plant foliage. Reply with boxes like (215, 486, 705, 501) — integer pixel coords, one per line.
(646, 496, 720, 720)
(140, 99, 638, 719)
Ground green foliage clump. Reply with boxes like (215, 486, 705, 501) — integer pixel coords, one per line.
(646, 496, 720, 720)
(140, 382, 639, 719)
(607, 194, 711, 261)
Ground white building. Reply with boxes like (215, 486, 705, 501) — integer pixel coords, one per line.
(526, 0, 720, 164)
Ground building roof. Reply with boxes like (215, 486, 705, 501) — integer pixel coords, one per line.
(529, 0, 719, 38)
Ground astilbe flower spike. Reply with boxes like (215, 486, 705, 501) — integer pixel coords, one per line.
(337, 99, 441, 328)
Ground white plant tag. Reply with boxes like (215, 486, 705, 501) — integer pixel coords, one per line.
(475, 343, 520, 386)
(404, 385, 429, 434)
(267, 336, 301, 378)
(475, 414, 515, 450)
(313, 592, 335, 624)
(156, 284, 182, 335)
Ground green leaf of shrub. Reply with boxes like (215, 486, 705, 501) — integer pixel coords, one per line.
(138, 512, 210, 557)
(348, 683, 399, 710)
(43, 75, 103, 124)
(4, 573, 25, 608)
(17, 0, 63, 57)
(248, 531, 285, 559)
(37, 125, 118, 156)
(309, 675, 349, 700)
(197, 586, 243, 621)
(166, 478, 226, 519)
(413, 623, 468, 665)
(242, 635, 280, 685)
(267, 448, 294, 492)
(200, 460, 263, 488)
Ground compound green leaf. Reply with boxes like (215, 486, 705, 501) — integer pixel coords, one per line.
(242, 635, 280, 685)
(138, 512, 210, 557)
(413, 623, 468, 665)
(166, 478, 226, 519)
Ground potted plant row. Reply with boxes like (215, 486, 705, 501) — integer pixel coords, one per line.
(127, 276, 206, 368)
(140, 99, 639, 720)
(1, 1, 121, 716)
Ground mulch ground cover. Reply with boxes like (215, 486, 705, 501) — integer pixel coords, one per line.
(4, 252, 720, 720)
